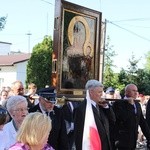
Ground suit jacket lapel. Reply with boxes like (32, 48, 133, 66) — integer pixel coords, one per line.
(36, 104, 43, 113)
(135, 102, 141, 118)
(92, 104, 102, 120)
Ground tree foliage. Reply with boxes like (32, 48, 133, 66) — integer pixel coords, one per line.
(117, 53, 150, 95)
(103, 36, 118, 89)
(126, 53, 140, 83)
(103, 39, 150, 95)
(26, 36, 53, 89)
(135, 69, 150, 94)
(144, 51, 150, 71)
(0, 16, 7, 31)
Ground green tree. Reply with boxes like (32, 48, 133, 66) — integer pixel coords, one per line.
(118, 68, 127, 85)
(26, 36, 53, 89)
(126, 52, 140, 83)
(0, 16, 7, 31)
(144, 51, 150, 71)
(117, 53, 150, 94)
(103, 36, 118, 89)
(135, 69, 150, 94)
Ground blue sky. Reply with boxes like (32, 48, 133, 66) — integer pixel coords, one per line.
(1, 0, 150, 72)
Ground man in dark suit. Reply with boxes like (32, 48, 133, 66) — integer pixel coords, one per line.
(74, 79, 116, 150)
(29, 87, 69, 150)
(62, 101, 81, 149)
(146, 98, 150, 130)
(113, 84, 150, 150)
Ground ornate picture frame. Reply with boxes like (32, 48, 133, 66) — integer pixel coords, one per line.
(53, 0, 102, 97)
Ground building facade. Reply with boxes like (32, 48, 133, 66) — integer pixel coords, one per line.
(0, 54, 31, 89)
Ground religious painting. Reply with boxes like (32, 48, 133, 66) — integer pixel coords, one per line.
(53, 0, 102, 96)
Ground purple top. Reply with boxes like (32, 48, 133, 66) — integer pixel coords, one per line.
(8, 142, 54, 150)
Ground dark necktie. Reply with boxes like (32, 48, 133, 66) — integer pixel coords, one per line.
(96, 104, 100, 116)
(46, 111, 54, 120)
(134, 104, 137, 114)
(50, 111, 54, 119)
(45, 111, 49, 116)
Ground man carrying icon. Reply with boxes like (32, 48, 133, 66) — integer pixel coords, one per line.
(29, 87, 69, 150)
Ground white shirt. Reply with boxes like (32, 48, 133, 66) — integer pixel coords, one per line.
(0, 120, 17, 149)
(0, 129, 8, 150)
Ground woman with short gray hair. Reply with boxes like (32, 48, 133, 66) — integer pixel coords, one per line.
(0, 95, 28, 149)
(6, 95, 27, 113)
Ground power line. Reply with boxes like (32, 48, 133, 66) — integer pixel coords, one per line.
(106, 20, 150, 42)
(41, 0, 53, 5)
(0, 33, 27, 36)
(110, 18, 150, 22)
(112, 23, 150, 29)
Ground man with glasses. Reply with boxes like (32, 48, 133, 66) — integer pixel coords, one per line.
(113, 84, 150, 150)
(29, 87, 69, 150)
(11, 80, 24, 96)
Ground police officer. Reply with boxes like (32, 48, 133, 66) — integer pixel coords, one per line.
(29, 87, 69, 150)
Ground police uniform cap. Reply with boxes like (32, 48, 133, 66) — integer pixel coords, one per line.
(105, 87, 115, 94)
(38, 87, 56, 103)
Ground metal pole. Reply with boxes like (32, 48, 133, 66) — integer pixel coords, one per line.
(26, 32, 32, 53)
(102, 19, 107, 83)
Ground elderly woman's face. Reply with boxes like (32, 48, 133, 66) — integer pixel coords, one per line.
(11, 102, 28, 123)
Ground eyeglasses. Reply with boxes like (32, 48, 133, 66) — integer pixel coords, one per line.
(13, 108, 29, 112)
(17, 88, 24, 91)
(0, 107, 8, 115)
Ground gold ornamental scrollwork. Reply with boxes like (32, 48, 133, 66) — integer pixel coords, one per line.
(67, 16, 94, 58)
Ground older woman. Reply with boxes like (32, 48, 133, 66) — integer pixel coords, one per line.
(1, 95, 28, 149)
(9, 112, 53, 150)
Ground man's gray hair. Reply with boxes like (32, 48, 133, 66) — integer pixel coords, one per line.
(6, 95, 27, 112)
(85, 79, 103, 90)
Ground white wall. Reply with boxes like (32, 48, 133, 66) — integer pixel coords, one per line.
(0, 42, 11, 55)
(0, 61, 28, 89)
(16, 61, 28, 86)
(0, 66, 16, 88)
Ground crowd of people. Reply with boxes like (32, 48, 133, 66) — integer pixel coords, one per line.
(0, 79, 150, 150)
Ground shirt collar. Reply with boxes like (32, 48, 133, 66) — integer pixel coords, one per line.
(90, 99, 97, 107)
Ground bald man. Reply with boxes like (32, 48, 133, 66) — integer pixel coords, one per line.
(112, 84, 150, 150)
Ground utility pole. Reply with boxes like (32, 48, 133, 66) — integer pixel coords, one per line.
(102, 19, 107, 82)
(41, 0, 53, 36)
(99, 19, 107, 83)
(26, 31, 32, 53)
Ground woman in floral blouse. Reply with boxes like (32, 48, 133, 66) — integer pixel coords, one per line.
(9, 112, 54, 150)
